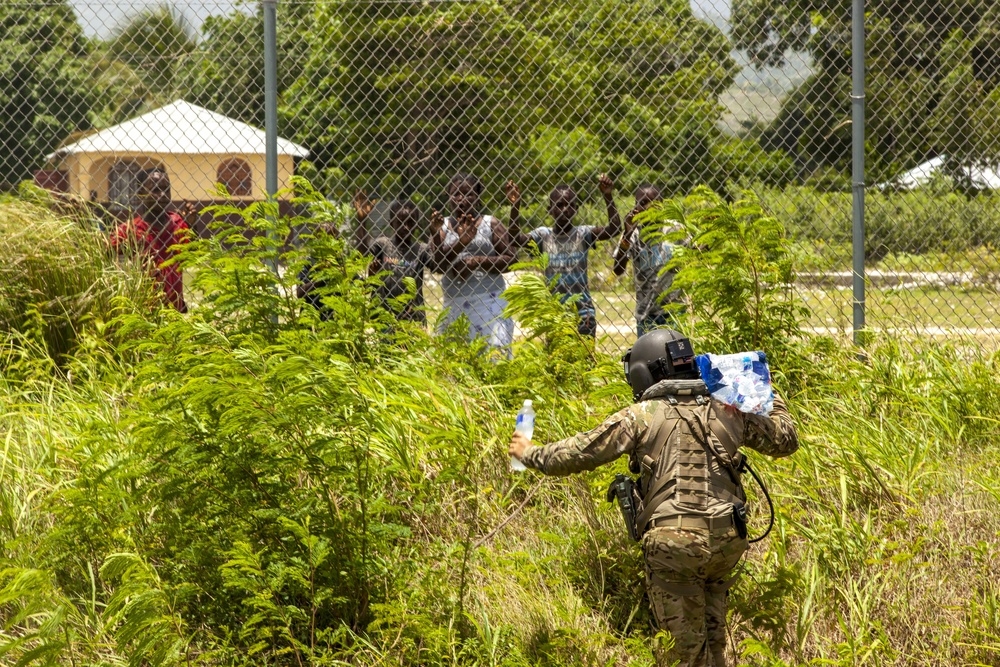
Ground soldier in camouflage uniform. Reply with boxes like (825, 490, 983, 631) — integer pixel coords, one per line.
(510, 330, 799, 666)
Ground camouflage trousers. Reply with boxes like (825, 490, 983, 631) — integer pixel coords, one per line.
(642, 523, 748, 667)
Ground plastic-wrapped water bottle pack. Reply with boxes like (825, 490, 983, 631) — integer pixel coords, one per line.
(695, 351, 774, 415)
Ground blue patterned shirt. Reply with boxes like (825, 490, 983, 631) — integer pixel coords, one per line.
(528, 225, 597, 316)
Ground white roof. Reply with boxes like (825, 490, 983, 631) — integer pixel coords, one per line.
(49, 100, 309, 159)
(882, 156, 1000, 190)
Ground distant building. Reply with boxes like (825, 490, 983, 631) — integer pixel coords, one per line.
(38, 100, 309, 232)
(880, 156, 1000, 191)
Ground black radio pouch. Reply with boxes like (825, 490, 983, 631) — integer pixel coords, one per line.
(607, 474, 642, 542)
(732, 500, 749, 540)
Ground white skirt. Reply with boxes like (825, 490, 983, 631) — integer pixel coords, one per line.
(438, 288, 513, 350)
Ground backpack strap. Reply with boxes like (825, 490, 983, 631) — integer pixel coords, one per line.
(633, 404, 680, 533)
(636, 401, 747, 534)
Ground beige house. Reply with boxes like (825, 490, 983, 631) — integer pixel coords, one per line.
(43, 100, 309, 227)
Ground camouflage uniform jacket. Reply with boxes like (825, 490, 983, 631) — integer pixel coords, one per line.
(521, 379, 799, 524)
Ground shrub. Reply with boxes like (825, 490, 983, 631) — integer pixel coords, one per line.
(642, 187, 808, 355)
(754, 184, 1000, 260)
(714, 140, 798, 188)
(3, 185, 1000, 667)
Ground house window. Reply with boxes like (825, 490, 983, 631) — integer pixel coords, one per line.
(217, 158, 253, 196)
(108, 160, 148, 208)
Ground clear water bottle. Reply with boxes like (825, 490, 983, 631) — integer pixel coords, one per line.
(512, 399, 534, 471)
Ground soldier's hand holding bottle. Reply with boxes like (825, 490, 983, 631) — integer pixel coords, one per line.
(509, 432, 531, 464)
(510, 400, 534, 471)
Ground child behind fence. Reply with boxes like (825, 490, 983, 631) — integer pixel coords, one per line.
(613, 184, 684, 336)
(506, 174, 623, 337)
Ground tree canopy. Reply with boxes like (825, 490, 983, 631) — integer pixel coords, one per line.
(0, 1, 93, 187)
(106, 4, 197, 98)
(739, 0, 1000, 180)
(3, 0, 801, 197)
(281, 0, 741, 201)
(175, 2, 313, 130)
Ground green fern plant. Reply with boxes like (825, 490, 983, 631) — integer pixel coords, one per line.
(101, 553, 195, 666)
(641, 187, 809, 355)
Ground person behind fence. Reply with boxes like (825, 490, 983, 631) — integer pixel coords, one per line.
(613, 184, 684, 336)
(109, 169, 195, 312)
(296, 221, 341, 322)
(430, 172, 515, 350)
(504, 174, 623, 337)
(351, 190, 441, 326)
(509, 329, 799, 667)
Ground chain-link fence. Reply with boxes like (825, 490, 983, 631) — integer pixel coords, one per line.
(4, 0, 999, 350)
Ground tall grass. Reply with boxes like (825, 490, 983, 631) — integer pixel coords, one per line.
(0, 197, 158, 365)
(0, 194, 999, 666)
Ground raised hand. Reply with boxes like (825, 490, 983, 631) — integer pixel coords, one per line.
(619, 209, 638, 248)
(179, 202, 199, 226)
(430, 208, 444, 236)
(504, 179, 521, 206)
(181, 202, 198, 225)
(598, 173, 614, 200)
(352, 190, 376, 220)
(624, 207, 639, 229)
(628, 205, 646, 227)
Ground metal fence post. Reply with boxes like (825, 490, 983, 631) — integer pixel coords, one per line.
(263, 0, 279, 276)
(851, 0, 866, 344)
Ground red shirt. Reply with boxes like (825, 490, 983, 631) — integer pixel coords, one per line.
(111, 212, 190, 311)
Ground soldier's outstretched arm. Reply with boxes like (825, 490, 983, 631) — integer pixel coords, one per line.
(517, 406, 646, 476)
(742, 393, 799, 458)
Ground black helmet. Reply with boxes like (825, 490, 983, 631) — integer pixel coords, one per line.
(622, 329, 698, 400)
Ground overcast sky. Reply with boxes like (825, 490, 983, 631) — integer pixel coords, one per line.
(691, 0, 731, 19)
(69, 0, 244, 38)
(70, 0, 732, 39)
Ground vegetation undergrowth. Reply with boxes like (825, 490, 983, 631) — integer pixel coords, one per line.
(0, 193, 159, 366)
(1, 188, 998, 666)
